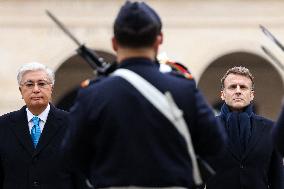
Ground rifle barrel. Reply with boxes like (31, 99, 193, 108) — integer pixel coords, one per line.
(261, 45, 284, 72)
(46, 10, 81, 47)
(260, 25, 284, 52)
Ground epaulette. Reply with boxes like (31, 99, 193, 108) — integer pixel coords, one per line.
(165, 61, 194, 80)
(80, 77, 100, 88)
(80, 79, 92, 88)
(157, 53, 194, 80)
(80, 74, 108, 88)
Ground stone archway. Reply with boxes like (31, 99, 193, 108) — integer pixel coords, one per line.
(198, 51, 284, 120)
(53, 50, 116, 111)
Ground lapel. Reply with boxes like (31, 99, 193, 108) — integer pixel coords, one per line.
(217, 116, 242, 160)
(33, 105, 63, 157)
(10, 106, 35, 156)
(242, 116, 266, 160)
(227, 137, 242, 161)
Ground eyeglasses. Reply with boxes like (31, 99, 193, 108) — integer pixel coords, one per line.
(21, 80, 52, 89)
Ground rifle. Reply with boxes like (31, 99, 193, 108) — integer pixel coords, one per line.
(260, 25, 284, 72)
(46, 10, 116, 76)
(46, 10, 191, 78)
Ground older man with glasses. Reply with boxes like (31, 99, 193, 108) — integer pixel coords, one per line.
(0, 62, 78, 189)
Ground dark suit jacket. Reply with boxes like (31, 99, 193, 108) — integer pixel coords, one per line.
(0, 104, 76, 189)
(206, 114, 284, 189)
(64, 58, 226, 188)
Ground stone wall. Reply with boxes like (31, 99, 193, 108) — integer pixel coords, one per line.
(0, 0, 283, 119)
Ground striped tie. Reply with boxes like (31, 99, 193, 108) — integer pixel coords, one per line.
(31, 116, 41, 148)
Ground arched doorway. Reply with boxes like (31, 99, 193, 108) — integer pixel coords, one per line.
(198, 51, 284, 120)
(53, 50, 116, 111)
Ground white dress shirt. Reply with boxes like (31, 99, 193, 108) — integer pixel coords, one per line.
(26, 104, 50, 133)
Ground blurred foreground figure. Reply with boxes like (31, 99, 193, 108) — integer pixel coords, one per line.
(64, 1, 226, 189)
(273, 100, 284, 155)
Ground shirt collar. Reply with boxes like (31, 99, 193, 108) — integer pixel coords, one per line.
(26, 104, 50, 123)
(118, 57, 158, 69)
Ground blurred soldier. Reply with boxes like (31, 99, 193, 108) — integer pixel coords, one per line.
(273, 100, 284, 155)
(64, 1, 226, 189)
(0, 62, 77, 189)
(205, 66, 284, 189)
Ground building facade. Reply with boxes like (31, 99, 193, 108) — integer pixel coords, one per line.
(0, 0, 283, 120)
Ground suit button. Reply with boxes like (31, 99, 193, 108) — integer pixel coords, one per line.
(33, 181, 40, 187)
(240, 164, 244, 169)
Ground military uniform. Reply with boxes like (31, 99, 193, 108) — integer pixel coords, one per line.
(63, 57, 226, 189)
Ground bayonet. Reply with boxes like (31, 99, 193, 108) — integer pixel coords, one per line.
(260, 25, 284, 51)
(260, 25, 284, 72)
(261, 45, 284, 72)
(46, 10, 81, 47)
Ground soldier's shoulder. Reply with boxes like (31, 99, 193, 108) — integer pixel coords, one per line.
(80, 75, 107, 89)
(168, 61, 194, 80)
(80, 79, 95, 89)
(159, 60, 194, 80)
(80, 62, 118, 89)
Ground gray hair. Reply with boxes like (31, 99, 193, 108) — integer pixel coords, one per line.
(17, 62, 55, 85)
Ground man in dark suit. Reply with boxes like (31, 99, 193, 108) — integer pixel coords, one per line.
(205, 66, 284, 189)
(0, 62, 76, 189)
(63, 1, 226, 189)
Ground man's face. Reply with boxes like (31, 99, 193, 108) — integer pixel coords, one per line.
(221, 73, 254, 111)
(19, 70, 53, 111)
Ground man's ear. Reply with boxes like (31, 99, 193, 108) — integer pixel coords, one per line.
(153, 33, 163, 52)
(220, 90, 225, 101)
(19, 87, 23, 99)
(156, 32, 163, 46)
(158, 32, 163, 45)
(112, 37, 118, 52)
(250, 90, 255, 101)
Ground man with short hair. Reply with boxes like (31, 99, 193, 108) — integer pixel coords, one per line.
(0, 62, 76, 189)
(205, 66, 284, 189)
(64, 1, 226, 189)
